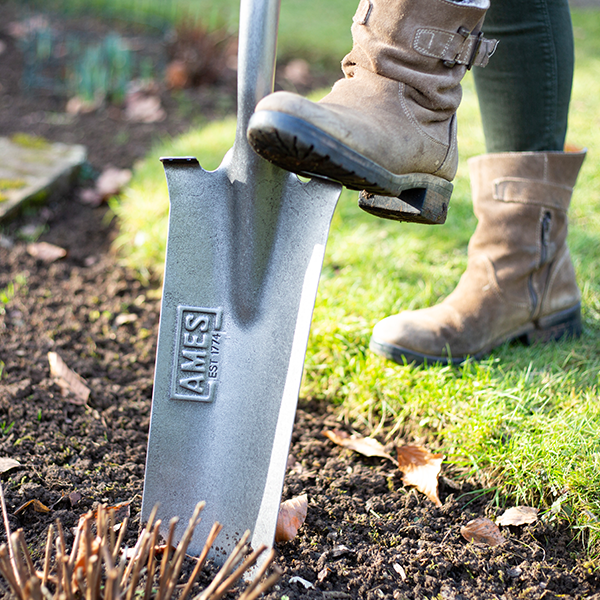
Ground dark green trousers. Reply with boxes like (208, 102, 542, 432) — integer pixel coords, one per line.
(473, 0, 574, 153)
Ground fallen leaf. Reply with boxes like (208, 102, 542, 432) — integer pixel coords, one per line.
(78, 188, 102, 206)
(323, 429, 397, 464)
(79, 167, 133, 207)
(95, 167, 132, 199)
(460, 517, 506, 546)
(0, 458, 21, 474)
(165, 60, 190, 89)
(393, 563, 407, 581)
(27, 241, 67, 263)
(74, 533, 101, 572)
(125, 92, 166, 123)
(48, 351, 91, 404)
(289, 576, 315, 590)
(282, 59, 311, 87)
(114, 313, 138, 326)
(332, 544, 353, 558)
(14, 498, 51, 516)
(66, 95, 103, 115)
(496, 506, 539, 527)
(275, 494, 308, 543)
(396, 445, 444, 507)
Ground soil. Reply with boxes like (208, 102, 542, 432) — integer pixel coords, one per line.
(1, 3, 600, 600)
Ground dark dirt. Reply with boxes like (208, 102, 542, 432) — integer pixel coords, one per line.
(1, 3, 600, 600)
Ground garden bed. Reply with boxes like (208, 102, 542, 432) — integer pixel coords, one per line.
(1, 2, 600, 599)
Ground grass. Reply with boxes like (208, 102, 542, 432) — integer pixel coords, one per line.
(112, 8, 600, 555)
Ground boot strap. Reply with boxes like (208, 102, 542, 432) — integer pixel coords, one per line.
(414, 27, 498, 69)
(493, 177, 573, 211)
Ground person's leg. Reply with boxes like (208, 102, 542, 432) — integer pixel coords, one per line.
(370, 0, 585, 366)
(474, 0, 574, 153)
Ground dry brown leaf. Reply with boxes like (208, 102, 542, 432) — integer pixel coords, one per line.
(396, 445, 444, 507)
(124, 92, 166, 123)
(460, 517, 506, 546)
(275, 494, 308, 543)
(95, 167, 132, 199)
(27, 241, 67, 263)
(282, 59, 311, 87)
(74, 534, 102, 572)
(496, 506, 539, 527)
(323, 429, 397, 464)
(80, 167, 133, 207)
(78, 188, 103, 206)
(48, 351, 91, 404)
(14, 498, 51, 516)
(165, 60, 190, 89)
(0, 458, 21, 474)
(114, 313, 138, 326)
(66, 95, 103, 115)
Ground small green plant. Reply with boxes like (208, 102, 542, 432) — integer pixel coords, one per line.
(0, 282, 16, 316)
(0, 422, 14, 436)
(67, 33, 133, 104)
(0, 274, 27, 316)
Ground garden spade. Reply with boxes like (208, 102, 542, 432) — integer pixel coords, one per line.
(141, 0, 342, 561)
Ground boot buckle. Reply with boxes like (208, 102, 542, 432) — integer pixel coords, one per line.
(466, 31, 484, 70)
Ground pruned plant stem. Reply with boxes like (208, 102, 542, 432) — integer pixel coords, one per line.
(0, 501, 278, 600)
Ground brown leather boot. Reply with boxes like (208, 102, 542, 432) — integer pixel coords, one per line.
(247, 0, 497, 207)
(370, 150, 587, 365)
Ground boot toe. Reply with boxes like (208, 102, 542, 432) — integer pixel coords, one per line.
(371, 312, 455, 365)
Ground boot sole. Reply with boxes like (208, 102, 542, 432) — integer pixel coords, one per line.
(247, 110, 453, 224)
(370, 303, 583, 367)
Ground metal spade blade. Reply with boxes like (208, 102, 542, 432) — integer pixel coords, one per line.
(141, 0, 342, 561)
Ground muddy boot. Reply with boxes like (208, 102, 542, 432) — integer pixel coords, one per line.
(247, 0, 497, 221)
(370, 150, 587, 365)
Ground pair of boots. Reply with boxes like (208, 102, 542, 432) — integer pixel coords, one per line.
(247, 0, 586, 365)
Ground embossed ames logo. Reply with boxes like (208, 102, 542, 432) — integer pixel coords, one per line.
(171, 306, 223, 402)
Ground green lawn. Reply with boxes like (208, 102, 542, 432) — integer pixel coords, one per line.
(112, 8, 600, 555)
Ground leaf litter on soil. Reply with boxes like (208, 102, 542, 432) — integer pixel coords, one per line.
(47, 351, 91, 405)
(323, 429, 443, 507)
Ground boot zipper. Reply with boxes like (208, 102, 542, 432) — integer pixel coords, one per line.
(540, 211, 552, 266)
(529, 211, 552, 318)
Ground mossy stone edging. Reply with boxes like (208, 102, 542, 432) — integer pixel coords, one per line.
(0, 136, 87, 221)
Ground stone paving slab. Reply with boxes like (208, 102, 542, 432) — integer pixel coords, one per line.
(0, 136, 86, 221)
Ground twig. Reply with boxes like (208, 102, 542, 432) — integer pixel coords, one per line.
(42, 524, 54, 588)
(17, 529, 37, 579)
(143, 521, 161, 600)
(162, 502, 205, 600)
(212, 544, 268, 600)
(0, 544, 23, 599)
(10, 532, 29, 591)
(179, 522, 223, 600)
(239, 569, 282, 600)
(0, 481, 20, 590)
(237, 550, 279, 600)
(157, 516, 179, 600)
(197, 530, 250, 600)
